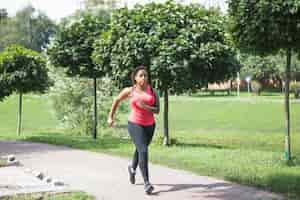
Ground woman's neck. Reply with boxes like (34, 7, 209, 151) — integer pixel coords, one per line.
(135, 84, 148, 91)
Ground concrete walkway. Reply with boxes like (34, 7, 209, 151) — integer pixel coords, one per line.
(0, 166, 67, 197)
(0, 141, 283, 200)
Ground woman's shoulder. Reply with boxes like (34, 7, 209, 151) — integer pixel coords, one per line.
(121, 86, 135, 97)
(124, 86, 133, 91)
(121, 87, 133, 93)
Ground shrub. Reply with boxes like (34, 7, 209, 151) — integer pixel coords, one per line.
(251, 80, 262, 95)
(290, 82, 300, 99)
(49, 69, 128, 135)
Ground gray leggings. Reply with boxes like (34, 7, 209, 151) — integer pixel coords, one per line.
(128, 121, 155, 184)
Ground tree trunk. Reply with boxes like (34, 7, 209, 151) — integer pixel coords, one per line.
(279, 79, 284, 93)
(163, 87, 169, 146)
(17, 92, 23, 136)
(237, 72, 240, 97)
(284, 48, 292, 161)
(93, 77, 98, 139)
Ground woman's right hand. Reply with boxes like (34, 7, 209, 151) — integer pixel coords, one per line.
(107, 116, 114, 127)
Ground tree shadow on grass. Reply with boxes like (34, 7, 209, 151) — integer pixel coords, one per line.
(263, 172, 300, 200)
(0, 132, 131, 156)
(191, 93, 235, 98)
(172, 141, 231, 150)
(222, 165, 300, 199)
(259, 92, 283, 97)
(23, 132, 131, 151)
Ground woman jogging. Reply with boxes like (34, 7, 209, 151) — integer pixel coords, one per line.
(107, 66, 160, 195)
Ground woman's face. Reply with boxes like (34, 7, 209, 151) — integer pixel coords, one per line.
(135, 69, 148, 86)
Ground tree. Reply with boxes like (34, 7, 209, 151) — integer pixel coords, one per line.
(0, 5, 57, 52)
(47, 12, 109, 139)
(240, 55, 283, 88)
(93, 1, 240, 145)
(0, 18, 14, 52)
(241, 53, 300, 92)
(0, 77, 11, 101)
(83, 0, 119, 10)
(0, 8, 8, 23)
(228, 0, 300, 161)
(0, 45, 51, 135)
(0, 8, 11, 51)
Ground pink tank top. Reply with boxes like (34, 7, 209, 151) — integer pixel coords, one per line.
(128, 85, 155, 126)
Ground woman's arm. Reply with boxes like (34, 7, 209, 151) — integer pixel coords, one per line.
(138, 103, 159, 114)
(137, 90, 160, 114)
(107, 87, 131, 127)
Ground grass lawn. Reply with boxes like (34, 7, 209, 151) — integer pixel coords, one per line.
(2, 192, 94, 200)
(0, 95, 59, 135)
(0, 93, 300, 199)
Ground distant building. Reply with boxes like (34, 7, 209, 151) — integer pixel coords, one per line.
(208, 81, 231, 90)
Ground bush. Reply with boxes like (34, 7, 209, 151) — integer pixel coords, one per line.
(290, 82, 300, 99)
(152, 135, 178, 146)
(49, 68, 128, 135)
(251, 80, 262, 95)
(0, 78, 11, 101)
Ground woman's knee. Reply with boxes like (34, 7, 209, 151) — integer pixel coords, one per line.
(138, 149, 148, 160)
(138, 148, 148, 155)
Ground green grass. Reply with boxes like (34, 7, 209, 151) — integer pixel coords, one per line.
(22, 132, 300, 199)
(161, 96, 300, 134)
(2, 192, 94, 200)
(0, 94, 60, 135)
(192, 90, 289, 98)
(0, 159, 7, 167)
(1, 93, 300, 199)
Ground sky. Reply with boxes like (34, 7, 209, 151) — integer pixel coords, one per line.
(1, 0, 83, 21)
(0, 0, 227, 22)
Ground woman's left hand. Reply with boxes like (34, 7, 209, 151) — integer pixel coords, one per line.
(136, 100, 146, 109)
(107, 116, 114, 127)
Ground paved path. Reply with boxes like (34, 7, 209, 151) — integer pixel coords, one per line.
(0, 141, 283, 200)
(0, 166, 67, 197)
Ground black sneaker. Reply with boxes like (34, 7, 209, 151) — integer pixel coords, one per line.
(128, 165, 135, 184)
(144, 183, 154, 195)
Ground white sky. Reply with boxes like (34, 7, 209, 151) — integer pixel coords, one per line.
(0, 0, 227, 22)
(1, 0, 83, 22)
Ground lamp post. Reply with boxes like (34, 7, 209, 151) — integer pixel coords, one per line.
(237, 72, 240, 97)
(245, 76, 251, 95)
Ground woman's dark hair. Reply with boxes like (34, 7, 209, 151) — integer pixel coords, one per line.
(131, 65, 147, 85)
(131, 65, 156, 99)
